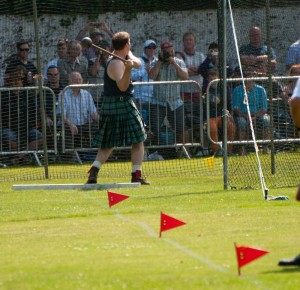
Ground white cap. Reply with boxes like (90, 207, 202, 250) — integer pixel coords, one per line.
(143, 39, 157, 48)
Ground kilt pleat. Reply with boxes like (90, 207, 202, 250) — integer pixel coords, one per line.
(92, 97, 147, 148)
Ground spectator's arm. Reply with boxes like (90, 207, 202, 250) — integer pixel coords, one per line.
(149, 60, 161, 80)
(233, 108, 248, 119)
(63, 116, 78, 135)
(170, 59, 188, 80)
(240, 54, 257, 66)
(173, 61, 188, 80)
(88, 58, 101, 77)
(75, 23, 94, 41)
(198, 57, 211, 77)
(251, 108, 266, 118)
(91, 112, 99, 122)
(97, 21, 114, 38)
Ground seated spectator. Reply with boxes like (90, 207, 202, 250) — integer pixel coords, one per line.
(57, 40, 88, 87)
(3, 65, 27, 87)
(198, 42, 233, 93)
(205, 69, 236, 154)
(232, 71, 270, 155)
(43, 38, 68, 80)
(149, 41, 188, 144)
(285, 38, 300, 71)
(4, 40, 38, 86)
(76, 22, 113, 61)
(57, 72, 99, 149)
(0, 70, 42, 163)
(131, 39, 158, 124)
(239, 26, 277, 74)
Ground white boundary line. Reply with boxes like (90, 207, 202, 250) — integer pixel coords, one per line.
(63, 192, 267, 288)
(12, 183, 141, 191)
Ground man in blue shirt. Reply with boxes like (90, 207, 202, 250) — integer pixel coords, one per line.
(131, 39, 158, 124)
(285, 39, 300, 71)
(232, 72, 270, 154)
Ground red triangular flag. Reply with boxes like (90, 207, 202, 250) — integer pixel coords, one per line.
(160, 212, 186, 237)
(235, 243, 269, 275)
(107, 191, 129, 208)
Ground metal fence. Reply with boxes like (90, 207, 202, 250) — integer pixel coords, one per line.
(0, 80, 204, 166)
(205, 75, 300, 153)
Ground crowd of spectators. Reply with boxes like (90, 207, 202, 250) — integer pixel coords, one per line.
(1, 23, 300, 162)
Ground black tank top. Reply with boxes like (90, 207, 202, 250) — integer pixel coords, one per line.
(103, 57, 134, 97)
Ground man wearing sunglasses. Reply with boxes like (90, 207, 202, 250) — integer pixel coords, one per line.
(131, 39, 158, 129)
(4, 40, 37, 86)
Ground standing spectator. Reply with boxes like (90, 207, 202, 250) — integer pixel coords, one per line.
(76, 22, 113, 61)
(131, 39, 158, 123)
(232, 72, 270, 155)
(44, 65, 64, 127)
(88, 39, 111, 100)
(86, 31, 150, 185)
(239, 26, 277, 74)
(4, 40, 37, 86)
(180, 31, 205, 103)
(57, 40, 88, 87)
(43, 38, 68, 80)
(285, 38, 300, 71)
(149, 41, 188, 144)
(198, 42, 233, 93)
(57, 71, 99, 149)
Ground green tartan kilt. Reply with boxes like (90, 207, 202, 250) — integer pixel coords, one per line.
(92, 96, 147, 148)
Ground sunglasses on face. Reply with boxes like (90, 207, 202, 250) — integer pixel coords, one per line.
(19, 48, 30, 52)
(146, 46, 156, 49)
(47, 73, 59, 76)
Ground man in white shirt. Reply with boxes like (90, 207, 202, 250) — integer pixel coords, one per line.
(277, 78, 300, 267)
(289, 78, 300, 138)
(57, 71, 99, 148)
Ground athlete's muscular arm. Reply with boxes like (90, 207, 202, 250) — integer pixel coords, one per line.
(107, 59, 133, 92)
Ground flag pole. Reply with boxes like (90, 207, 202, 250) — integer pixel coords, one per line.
(159, 212, 162, 238)
(234, 243, 241, 276)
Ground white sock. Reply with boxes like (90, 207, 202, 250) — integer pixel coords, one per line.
(92, 161, 102, 169)
(132, 165, 141, 173)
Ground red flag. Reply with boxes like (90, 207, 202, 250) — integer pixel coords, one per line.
(160, 212, 186, 237)
(235, 243, 269, 275)
(107, 191, 129, 208)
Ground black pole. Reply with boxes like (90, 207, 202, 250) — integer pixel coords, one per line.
(218, 0, 228, 189)
(266, 0, 275, 174)
(32, 0, 49, 178)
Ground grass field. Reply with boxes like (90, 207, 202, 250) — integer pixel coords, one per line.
(1, 170, 300, 289)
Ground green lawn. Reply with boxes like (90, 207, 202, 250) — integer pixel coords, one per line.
(0, 174, 299, 290)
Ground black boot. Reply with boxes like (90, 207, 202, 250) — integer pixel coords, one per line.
(278, 254, 300, 266)
(131, 170, 150, 185)
(86, 166, 99, 184)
